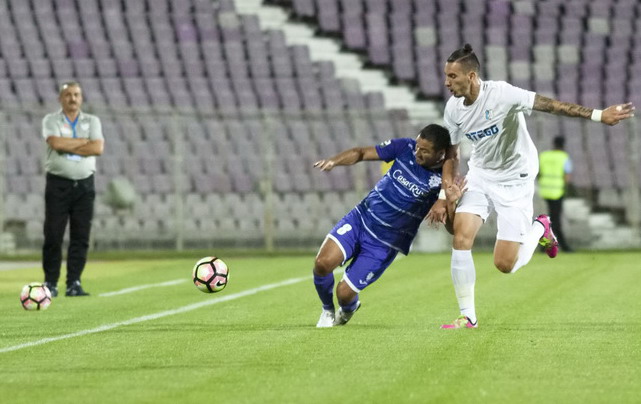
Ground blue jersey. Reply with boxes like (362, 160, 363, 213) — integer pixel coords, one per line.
(355, 138, 442, 255)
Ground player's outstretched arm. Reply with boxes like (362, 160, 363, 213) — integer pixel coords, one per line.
(313, 146, 380, 171)
(533, 94, 635, 126)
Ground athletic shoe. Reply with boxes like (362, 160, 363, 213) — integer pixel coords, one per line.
(535, 214, 559, 258)
(43, 282, 58, 298)
(440, 315, 478, 329)
(333, 301, 361, 326)
(66, 280, 90, 297)
(316, 309, 335, 328)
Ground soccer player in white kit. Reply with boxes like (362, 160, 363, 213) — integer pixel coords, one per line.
(440, 44, 635, 329)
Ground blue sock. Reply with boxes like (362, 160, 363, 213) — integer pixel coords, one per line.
(340, 296, 360, 313)
(313, 273, 335, 311)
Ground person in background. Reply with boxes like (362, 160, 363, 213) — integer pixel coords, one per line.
(42, 81, 104, 297)
(539, 135, 573, 252)
(380, 160, 393, 176)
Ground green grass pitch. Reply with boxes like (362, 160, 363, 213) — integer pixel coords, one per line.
(1, 251, 640, 403)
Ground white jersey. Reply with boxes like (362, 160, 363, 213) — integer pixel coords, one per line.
(444, 80, 538, 184)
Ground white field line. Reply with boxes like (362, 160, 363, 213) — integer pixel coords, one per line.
(0, 262, 40, 271)
(0, 275, 309, 354)
(98, 279, 187, 297)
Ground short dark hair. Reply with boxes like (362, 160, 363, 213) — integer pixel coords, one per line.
(418, 124, 451, 151)
(553, 135, 565, 149)
(447, 43, 480, 73)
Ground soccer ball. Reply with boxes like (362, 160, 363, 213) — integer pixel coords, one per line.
(192, 256, 229, 293)
(20, 283, 52, 311)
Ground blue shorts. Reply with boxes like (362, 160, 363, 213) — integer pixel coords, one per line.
(327, 209, 398, 292)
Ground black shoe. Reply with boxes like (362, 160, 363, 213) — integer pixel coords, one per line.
(66, 280, 90, 297)
(43, 282, 58, 298)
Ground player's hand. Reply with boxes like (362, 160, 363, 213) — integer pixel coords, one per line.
(601, 103, 635, 126)
(425, 199, 447, 225)
(443, 176, 467, 203)
(313, 159, 336, 171)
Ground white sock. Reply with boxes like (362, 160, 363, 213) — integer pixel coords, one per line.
(451, 248, 476, 324)
(511, 221, 545, 273)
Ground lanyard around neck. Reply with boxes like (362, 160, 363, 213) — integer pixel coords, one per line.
(64, 115, 79, 138)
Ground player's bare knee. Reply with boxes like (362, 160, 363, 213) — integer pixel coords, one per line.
(494, 258, 515, 273)
(313, 256, 335, 276)
(453, 234, 473, 250)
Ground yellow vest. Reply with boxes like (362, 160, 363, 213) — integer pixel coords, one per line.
(538, 150, 569, 200)
(380, 160, 393, 176)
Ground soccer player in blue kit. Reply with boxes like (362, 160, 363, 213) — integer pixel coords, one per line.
(312, 124, 459, 327)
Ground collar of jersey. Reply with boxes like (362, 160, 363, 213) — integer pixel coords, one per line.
(57, 109, 84, 121)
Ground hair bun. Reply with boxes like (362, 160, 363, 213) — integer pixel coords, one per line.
(463, 43, 473, 53)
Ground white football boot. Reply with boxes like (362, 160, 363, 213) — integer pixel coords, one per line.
(316, 309, 335, 328)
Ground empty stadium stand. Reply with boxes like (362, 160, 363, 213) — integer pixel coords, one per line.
(0, 0, 639, 250)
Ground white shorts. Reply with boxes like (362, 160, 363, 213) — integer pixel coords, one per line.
(455, 172, 534, 243)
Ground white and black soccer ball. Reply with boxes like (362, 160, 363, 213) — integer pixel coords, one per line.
(20, 283, 52, 311)
(192, 256, 229, 293)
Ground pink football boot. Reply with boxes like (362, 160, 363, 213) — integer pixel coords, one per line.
(535, 214, 559, 258)
(440, 315, 478, 329)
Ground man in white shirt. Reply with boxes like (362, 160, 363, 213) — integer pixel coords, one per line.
(439, 44, 635, 329)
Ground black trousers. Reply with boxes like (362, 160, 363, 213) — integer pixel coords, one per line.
(545, 197, 571, 251)
(43, 173, 95, 285)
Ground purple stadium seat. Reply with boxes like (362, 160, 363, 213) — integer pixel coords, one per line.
(68, 40, 90, 59)
(298, 80, 323, 112)
(365, 92, 385, 111)
(340, 0, 363, 15)
(34, 77, 57, 103)
(488, 28, 509, 47)
(315, 61, 335, 81)
(589, 1, 611, 18)
(50, 58, 74, 80)
(272, 55, 294, 78)
(418, 65, 442, 98)
(316, 0, 340, 33)
(564, 0, 587, 18)
(614, 1, 636, 19)
(241, 14, 261, 39)
(292, 0, 315, 18)
(537, 1, 561, 17)
(87, 40, 112, 59)
(176, 23, 199, 43)
(95, 58, 118, 77)
(118, 59, 140, 77)
(343, 17, 366, 50)
(27, 59, 52, 78)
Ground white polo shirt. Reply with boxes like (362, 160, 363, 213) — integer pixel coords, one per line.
(42, 110, 103, 180)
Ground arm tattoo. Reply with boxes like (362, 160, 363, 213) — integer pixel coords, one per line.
(533, 94, 593, 118)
